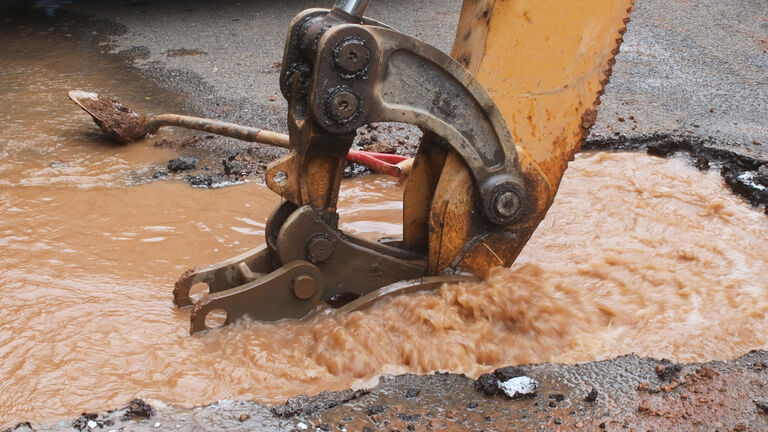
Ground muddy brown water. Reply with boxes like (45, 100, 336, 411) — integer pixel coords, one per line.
(2, 9, 768, 430)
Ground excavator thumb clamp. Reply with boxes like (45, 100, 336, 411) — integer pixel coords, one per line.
(174, 0, 634, 334)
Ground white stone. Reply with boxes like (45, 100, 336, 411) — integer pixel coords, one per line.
(498, 376, 538, 399)
(154, 422, 162, 428)
(296, 422, 308, 430)
(86, 420, 98, 429)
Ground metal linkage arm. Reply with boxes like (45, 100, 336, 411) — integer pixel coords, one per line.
(304, 23, 527, 226)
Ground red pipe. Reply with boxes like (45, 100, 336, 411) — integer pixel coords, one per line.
(346, 150, 404, 177)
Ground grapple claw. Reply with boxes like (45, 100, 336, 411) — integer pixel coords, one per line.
(173, 244, 273, 308)
(189, 260, 324, 334)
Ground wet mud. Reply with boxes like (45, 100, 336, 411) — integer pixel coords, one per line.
(2, 150, 767, 428)
(74, 93, 146, 143)
(585, 132, 768, 209)
(17, 350, 768, 431)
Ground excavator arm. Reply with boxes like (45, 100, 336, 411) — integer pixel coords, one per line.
(418, 0, 634, 275)
(173, 0, 634, 333)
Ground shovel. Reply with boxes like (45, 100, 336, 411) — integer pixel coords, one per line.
(68, 90, 412, 177)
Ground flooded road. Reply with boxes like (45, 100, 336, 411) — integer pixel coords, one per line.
(2, 6, 768, 430)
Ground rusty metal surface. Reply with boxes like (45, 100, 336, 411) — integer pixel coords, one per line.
(177, 202, 428, 333)
(22, 350, 768, 431)
(174, 3, 536, 331)
(189, 259, 325, 333)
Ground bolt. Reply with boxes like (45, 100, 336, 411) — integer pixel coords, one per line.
(334, 38, 370, 75)
(306, 234, 334, 263)
(292, 274, 317, 300)
(494, 190, 521, 219)
(328, 90, 359, 122)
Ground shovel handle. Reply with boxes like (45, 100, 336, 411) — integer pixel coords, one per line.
(146, 114, 290, 148)
(146, 114, 413, 177)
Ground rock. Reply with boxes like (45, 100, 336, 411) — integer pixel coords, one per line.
(405, 388, 420, 398)
(72, 413, 98, 431)
(367, 405, 384, 416)
(494, 366, 525, 381)
(397, 413, 420, 422)
(121, 399, 154, 421)
(754, 399, 768, 414)
(474, 373, 499, 395)
(585, 388, 599, 402)
(755, 164, 768, 187)
(185, 174, 217, 187)
(498, 376, 538, 399)
(167, 155, 198, 172)
(695, 157, 709, 171)
(655, 363, 682, 382)
(549, 392, 566, 402)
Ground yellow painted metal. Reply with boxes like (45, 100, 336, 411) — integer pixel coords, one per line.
(418, 0, 634, 275)
(470, 0, 634, 190)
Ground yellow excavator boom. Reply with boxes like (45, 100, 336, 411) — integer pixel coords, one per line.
(409, 0, 635, 276)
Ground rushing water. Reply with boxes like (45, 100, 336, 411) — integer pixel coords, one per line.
(2, 6, 768, 430)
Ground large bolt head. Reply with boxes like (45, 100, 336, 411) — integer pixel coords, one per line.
(494, 191, 521, 218)
(328, 89, 359, 122)
(306, 234, 334, 263)
(292, 274, 317, 300)
(334, 38, 370, 75)
(483, 180, 524, 225)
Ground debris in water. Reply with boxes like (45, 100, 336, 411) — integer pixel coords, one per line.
(498, 376, 538, 399)
(120, 399, 154, 421)
(167, 155, 198, 172)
